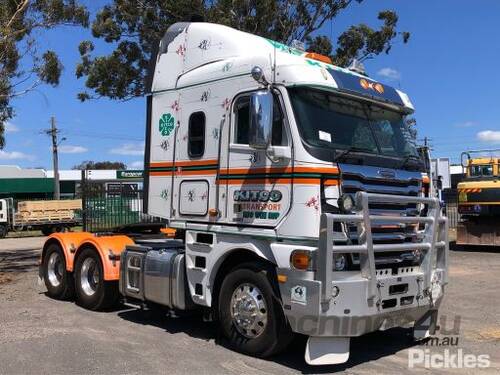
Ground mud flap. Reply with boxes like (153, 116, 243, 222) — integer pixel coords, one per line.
(413, 309, 438, 340)
(305, 336, 350, 365)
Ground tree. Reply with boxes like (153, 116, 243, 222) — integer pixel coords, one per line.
(76, 0, 410, 102)
(72, 160, 127, 170)
(0, 1, 89, 148)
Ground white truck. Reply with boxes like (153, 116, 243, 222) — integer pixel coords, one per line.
(38, 22, 448, 365)
(0, 198, 81, 238)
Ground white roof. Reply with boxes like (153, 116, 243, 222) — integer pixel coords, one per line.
(0, 165, 45, 178)
(152, 22, 413, 112)
(46, 170, 118, 181)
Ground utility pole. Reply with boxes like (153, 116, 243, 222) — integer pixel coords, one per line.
(45, 116, 61, 200)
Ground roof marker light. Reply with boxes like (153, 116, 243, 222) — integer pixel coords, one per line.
(305, 52, 332, 64)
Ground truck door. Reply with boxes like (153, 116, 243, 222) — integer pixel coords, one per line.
(147, 91, 180, 219)
(223, 91, 292, 226)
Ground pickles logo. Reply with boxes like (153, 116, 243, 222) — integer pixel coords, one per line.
(159, 113, 175, 136)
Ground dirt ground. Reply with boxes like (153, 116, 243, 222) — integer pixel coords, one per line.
(0, 236, 498, 375)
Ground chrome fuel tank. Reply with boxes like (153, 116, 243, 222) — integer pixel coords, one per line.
(120, 240, 193, 310)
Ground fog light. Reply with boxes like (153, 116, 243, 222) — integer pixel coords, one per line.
(338, 194, 354, 212)
(332, 285, 340, 298)
(333, 254, 347, 271)
(412, 249, 422, 264)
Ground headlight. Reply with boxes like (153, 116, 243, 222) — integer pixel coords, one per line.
(333, 254, 347, 271)
(337, 194, 354, 213)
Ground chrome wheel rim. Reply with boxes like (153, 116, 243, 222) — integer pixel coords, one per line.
(47, 252, 63, 287)
(80, 257, 100, 296)
(230, 283, 268, 338)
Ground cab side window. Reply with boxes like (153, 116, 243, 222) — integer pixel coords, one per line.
(188, 112, 205, 157)
(233, 94, 287, 146)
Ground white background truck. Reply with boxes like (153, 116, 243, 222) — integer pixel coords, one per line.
(38, 22, 448, 365)
(0, 198, 81, 238)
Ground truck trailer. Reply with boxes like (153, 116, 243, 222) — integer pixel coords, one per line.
(38, 22, 448, 365)
(0, 198, 81, 238)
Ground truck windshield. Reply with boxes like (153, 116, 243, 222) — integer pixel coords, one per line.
(288, 87, 420, 160)
(469, 164, 493, 177)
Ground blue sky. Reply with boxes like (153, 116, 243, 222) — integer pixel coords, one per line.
(2, 0, 500, 169)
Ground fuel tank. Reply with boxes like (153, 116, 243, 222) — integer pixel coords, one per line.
(119, 240, 194, 310)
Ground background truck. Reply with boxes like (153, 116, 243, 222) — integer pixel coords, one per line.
(457, 149, 500, 245)
(38, 22, 448, 366)
(0, 198, 81, 238)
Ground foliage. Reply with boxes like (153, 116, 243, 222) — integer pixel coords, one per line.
(0, 0, 89, 148)
(72, 160, 127, 170)
(76, 0, 410, 102)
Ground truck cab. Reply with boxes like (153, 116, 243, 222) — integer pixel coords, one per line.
(39, 22, 448, 365)
(457, 151, 500, 246)
(458, 153, 500, 216)
(0, 199, 8, 237)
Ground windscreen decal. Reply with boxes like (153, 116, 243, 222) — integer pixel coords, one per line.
(327, 68, 404, 106)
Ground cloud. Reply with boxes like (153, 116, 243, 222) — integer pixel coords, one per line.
(58, 145, 88, 154)
(128, 160, 144, 169)
(377, 67, 401, 81)
(455, 121, 477, 128)
(110, 142, 145, 156)
(0, 150, 34, 160)
(477, 130, 500, 143)
(4, 122, 19, 133)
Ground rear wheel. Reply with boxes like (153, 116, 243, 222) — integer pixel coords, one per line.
(41, 226, 54, 236)
(42, 244, 74, 299)
(74, 247, 118, 310)
(0, 225, 7, 238)
(218, 262, 293, 358)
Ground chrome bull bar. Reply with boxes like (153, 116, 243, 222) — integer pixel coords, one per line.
(317, 192, 448, 308)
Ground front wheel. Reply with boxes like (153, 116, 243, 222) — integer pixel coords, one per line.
(218, 262, 293, 358)
(74, 247, 118, 310)
(42, 244, 74, 299)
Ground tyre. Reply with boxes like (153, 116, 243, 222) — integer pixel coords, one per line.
(218, 262, 293, 358)
(41, 226, 54, 236)
(74, 247, 118, 311)
(42, 243, 74, 300)
(0, 225, 7, 238)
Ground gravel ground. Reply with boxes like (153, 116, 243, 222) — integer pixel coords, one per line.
(0, 237, 499, 375)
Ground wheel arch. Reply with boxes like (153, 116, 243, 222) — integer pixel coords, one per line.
(73, 235, 134, 281)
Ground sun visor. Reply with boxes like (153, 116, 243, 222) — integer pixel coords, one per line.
(327, 68, 404, 107)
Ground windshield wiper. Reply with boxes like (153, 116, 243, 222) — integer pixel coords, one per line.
(335, 146, 372, 162)
(400, 154, 422, 169)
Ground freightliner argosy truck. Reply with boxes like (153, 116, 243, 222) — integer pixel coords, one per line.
(39, 22, 448, 365)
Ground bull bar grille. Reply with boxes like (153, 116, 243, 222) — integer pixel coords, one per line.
(317, 192, 449, 308)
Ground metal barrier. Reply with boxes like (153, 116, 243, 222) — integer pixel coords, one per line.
(81, 182, 160, 233)
(317, 192, 448, 308)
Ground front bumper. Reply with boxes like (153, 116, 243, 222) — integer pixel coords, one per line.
(278, 267, 445, 337)
(279, 192, 448, 337)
